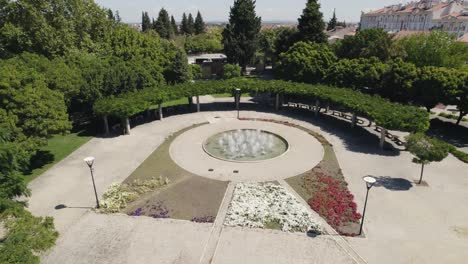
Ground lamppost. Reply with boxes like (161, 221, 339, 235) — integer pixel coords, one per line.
(84, 157, 100, 208)
(359, 175, 376, 236)
(235, 88, 240, 119)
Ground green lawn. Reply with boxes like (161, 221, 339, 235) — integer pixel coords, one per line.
(22, 132, 93, 183)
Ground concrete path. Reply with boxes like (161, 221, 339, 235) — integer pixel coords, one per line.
(28, 104, 468, 264)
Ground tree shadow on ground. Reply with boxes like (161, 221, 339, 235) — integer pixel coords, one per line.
(426, 118, 468, 149)
(373, 176, 413, 191)
(23, 150, 55, 176)
(54, 204, 93, 210)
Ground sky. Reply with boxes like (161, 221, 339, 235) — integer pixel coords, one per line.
(95, 0, 411, 23)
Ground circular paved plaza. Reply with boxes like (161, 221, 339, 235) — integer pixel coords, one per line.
(169, 118, 324, 182)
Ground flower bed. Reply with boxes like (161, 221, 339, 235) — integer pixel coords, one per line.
(224, 183, 321, 233)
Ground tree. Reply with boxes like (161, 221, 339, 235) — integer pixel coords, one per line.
(275, 41, 336, 83)
(327, 9, 337, 31)
(187, 13, 195, 35)
(142, 12, 151, 32)
(181, 13, 188, 34)
(275, 27, 300, 56)
(222, 64, 242, 79)
(185, 33, 223, 54)
(194, 11, 206, 34)
(406, 133, 449, 184)
(164, 49, 189, 84)
(412, 67, 459, 112)
(171, 16, 178, 35)
(395, 31, 468, 69)
(379, 59, 418, 103)
(444, 70, 468, 125)
(297, 0, 327, 43)
(222, 0, 261, 71)
(333, 28, 393, 61)
(155, 8, 172, 39)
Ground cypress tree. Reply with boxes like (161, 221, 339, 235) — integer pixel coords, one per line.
(181, 13, 188, 34)
(194, 11, 206, 34)
(222, 0, 261, 71)
(166, 49, 190, 84)
(155, 8, 171, 39)
(327, 9, 337, 31)
(187, 13, 195, 35)
(142, 11, 151, 32)
(171, 15, 178, 35)
(297, 0, 327, 43)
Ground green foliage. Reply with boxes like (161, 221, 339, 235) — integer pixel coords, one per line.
(165, 49, 190, 84)
(171, 16, 178, 35)
(274, 27, 300, 56)
(327, 9, 337, 31)
(194, 11, 206, 34)
(187, 13, 195, 35)
(325, 57, 388, 91)
(154, 8, 172, 39)
(406, 133, 450, 165)
(222, 64, 242, 79)
(189, 64, 202, 80)
(222, 0, 262, 69)
(395, 31, 468, 68)
(258, 28, 283, 65)
(333, 29, 393, 61)
(181, 13, 189, 35)
(94, 78, 430, 133)
(142, 12, 151, 32)
(297, 0, 327, 43)
(0, 0, 113, 58)
(443, 70, 468, 125)
(184, 33, 223, 54)
(276, 41, 337, 83)
(449, 147, 468, 164)
(0, 199, 58, 264)
(379, 59, 418, 103)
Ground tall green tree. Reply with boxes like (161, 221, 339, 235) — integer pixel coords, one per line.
(171, 15, 178, 35)
(297, 0, 327, 43)
(187, 13, 195, 35)
(406, 133, 449, 184)
(395, 31, 468, 69)
(327, 9, 337, 31)
(333, 28, 393, 61)
(445, 71, 468, 125)
(181, 13, 188, 34)
(275, 41, 337, 83)
(155, 8, 172, 39)
(222, 0, 261, 71)
(164, 49, 189, 84)
(142, 11, 151, 32)
(194, 11, 206, 34)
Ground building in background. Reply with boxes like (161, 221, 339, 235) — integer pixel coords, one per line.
(360, 0, 468, 41)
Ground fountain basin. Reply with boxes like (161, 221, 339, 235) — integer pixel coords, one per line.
(203, 129, 289, 162)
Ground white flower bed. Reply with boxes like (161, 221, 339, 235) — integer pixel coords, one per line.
(224, 183, 321, 232)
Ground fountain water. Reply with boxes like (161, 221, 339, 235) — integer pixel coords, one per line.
(203, 129, 288, 162)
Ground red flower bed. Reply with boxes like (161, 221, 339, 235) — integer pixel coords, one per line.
(304, 171, 361, 235)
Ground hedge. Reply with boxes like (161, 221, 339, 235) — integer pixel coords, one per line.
(93, 78, 430, 132)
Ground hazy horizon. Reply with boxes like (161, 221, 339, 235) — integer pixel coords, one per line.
(95, 0, 413, 24)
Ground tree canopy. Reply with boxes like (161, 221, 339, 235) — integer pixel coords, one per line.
(222, 0, 262, 70)
(297, 0, 327, 43)
(194, 11, 206, 34)
(333, 29, 393, 61)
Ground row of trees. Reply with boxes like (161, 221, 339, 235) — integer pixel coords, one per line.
(275, 40, 468, 124)
(0, 0, 191, 262)
(142, 9, 206, 38)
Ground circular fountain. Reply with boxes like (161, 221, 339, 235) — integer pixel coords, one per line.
(203, 129, 289, 162)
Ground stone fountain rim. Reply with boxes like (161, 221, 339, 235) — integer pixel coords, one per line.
(201, 128, 290, 163)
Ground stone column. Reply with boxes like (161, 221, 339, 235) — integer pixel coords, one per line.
(123, 117, 131, 135)
(351, 112, 357, 128)
(379, 128, 386, 149)
(326, 104, 330, 113)
(158, 104, 163, 120)
(103, 115, 109, 136)
(314, 99, 319, 117)
(275, 93, 280, 111)
(196, 95, 200, 112)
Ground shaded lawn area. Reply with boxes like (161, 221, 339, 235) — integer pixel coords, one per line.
(22, 132, 92, 183)
(123, 123, 229, 222)
(211, 93, 251, 98)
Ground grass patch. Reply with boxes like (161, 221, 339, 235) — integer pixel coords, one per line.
(22, 132, 92, 183)
(438, 112, 468, 122)
(119, 123, 229, 222)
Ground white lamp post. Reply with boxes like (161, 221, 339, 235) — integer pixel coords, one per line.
(359, 175, 376, 236)
(84, 157, 100, 208)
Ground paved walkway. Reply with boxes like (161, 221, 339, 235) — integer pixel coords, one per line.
(28, 102, 468, 264)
